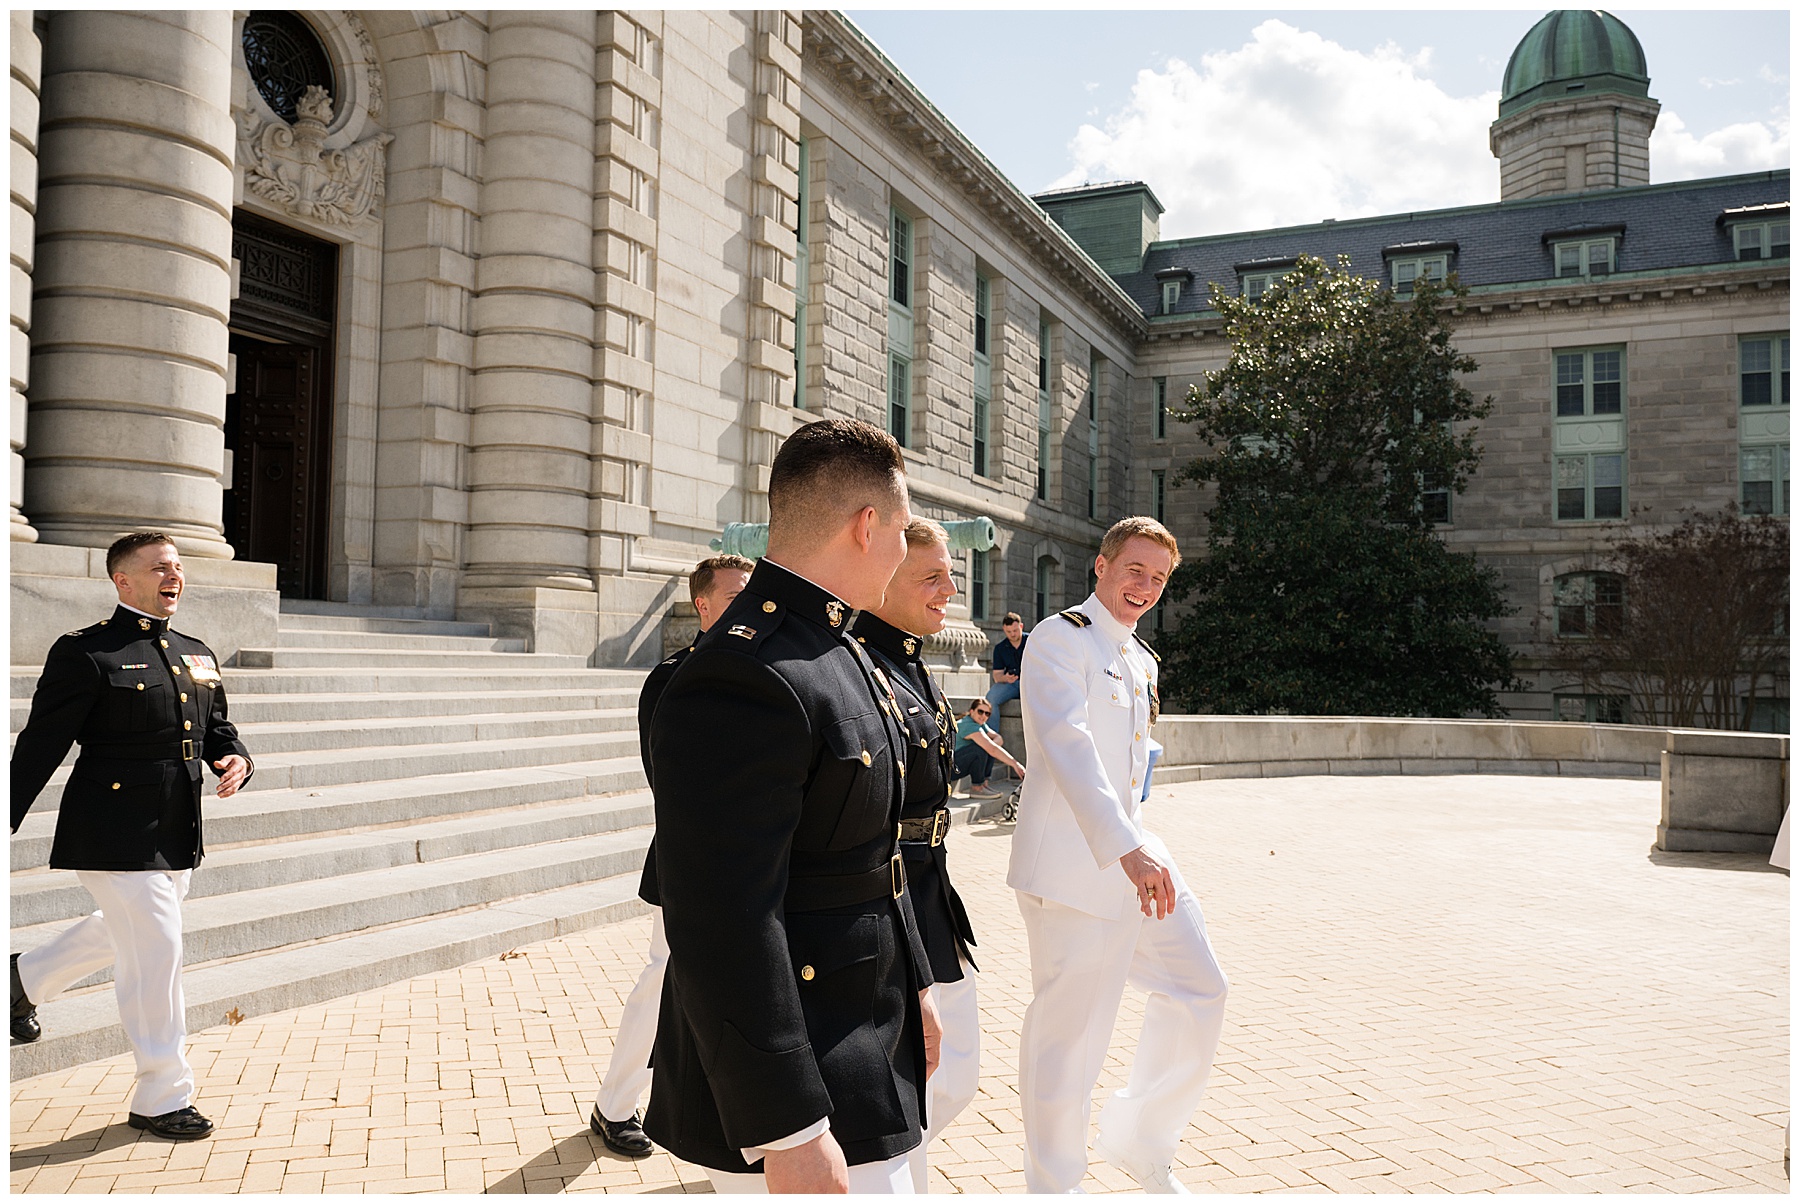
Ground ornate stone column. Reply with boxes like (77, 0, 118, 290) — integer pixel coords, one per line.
(459, 11, 600, 652)
(25, 11, 236, 556)
(10, 10, 41, 543)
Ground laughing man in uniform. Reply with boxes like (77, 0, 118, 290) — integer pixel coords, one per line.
(10, 532, 253, 1141)
(1009, 516, 1228, 1193)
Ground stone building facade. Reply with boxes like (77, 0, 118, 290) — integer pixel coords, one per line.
(7, 9, 1789, 725)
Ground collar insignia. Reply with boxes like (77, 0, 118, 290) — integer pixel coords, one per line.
(727, 624, 757, 639)
(902, 637, 917, 656)
(137, 618, 152, 631)
(824, 600, 845, 627)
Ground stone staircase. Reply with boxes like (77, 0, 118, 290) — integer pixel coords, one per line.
(10, 602, 655, 1080)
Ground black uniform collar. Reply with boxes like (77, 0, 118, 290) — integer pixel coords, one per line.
(751, 559, 857, 633)
(851, 612, 925, 666)
(113, 604, 171, 635)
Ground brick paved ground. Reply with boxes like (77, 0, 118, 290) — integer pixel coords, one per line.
(11, 775, 1788, 1193)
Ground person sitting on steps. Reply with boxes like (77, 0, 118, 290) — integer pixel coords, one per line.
(951, 699, 1024, 800)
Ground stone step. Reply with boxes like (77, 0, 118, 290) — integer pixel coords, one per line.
(272, 628, 529, 652)
(278, 599, 460, 623)
(10, 826, 652, 988)
(10, 873, 648, 1081)
(276, 611, 497, 637)
(12, 666, 648, 698)
(236, 647, 595, 670)
(12, 792, 654, 927)
(14, 758, 647, 870)
(209, 706, 639, 756)
(13, 688, 641, 735)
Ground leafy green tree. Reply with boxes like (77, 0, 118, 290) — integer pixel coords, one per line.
(1161, 255, 1519, 717)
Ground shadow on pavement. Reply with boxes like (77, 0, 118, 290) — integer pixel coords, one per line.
(1647, 849, 1786, 874)
(484, 1127, 627, 1194)
(10, 1122, 138, 1168)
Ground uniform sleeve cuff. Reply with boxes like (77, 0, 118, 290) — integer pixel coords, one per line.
(742, 1117, 830, 1162)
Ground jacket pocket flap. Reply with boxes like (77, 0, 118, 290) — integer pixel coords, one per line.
(785, 912, 879, 980)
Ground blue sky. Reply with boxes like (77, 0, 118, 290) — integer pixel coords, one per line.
(844, 10, 1790, 239)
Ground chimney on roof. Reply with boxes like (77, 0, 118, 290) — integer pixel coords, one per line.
(1031, 181, 1164, 275)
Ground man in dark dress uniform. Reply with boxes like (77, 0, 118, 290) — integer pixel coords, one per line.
(10, 533, 253, 1141)
(589, 553, 753, 1157)
(853, 517, 999, 1191)
(645, 418, 941, 1193)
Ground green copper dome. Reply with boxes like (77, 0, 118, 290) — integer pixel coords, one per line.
(1499, 10, 1651, 118)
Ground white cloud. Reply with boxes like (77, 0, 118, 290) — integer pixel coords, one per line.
(1054, 21, 1501, 238)
(1650, 109, 1790, 181)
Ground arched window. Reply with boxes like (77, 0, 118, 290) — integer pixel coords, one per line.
(242, 12, 337, 123)
(1553, 571, 1624, 639)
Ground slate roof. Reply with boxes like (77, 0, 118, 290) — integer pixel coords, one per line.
(1116, 170, 1789, 319)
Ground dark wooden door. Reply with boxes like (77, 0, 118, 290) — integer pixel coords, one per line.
(225, 334, 330, 597)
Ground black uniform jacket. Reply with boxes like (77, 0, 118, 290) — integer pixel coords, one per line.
(11, 606, 253, 870)
(633, 644, 691, 908)
(644, 559, 933, 1172)
(853, 613, 978, 982)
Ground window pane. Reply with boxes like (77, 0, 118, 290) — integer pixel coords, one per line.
(1737, 225, 1764, 260)
(1558, 490, 1587, 520)
(1424, 257, 1445, 281)
(1590, 381, 1621, 414)
(1773, 222, 1790, 258)
(1557, 245, 1580, 276)
(889, 357, 908, 446)
(1593, 487, 1622, 519)
(1556, 354, 1586, 416)
(1743, 480, 1775, 515)
(1743, 446, 1775, 480)
(1556, 456, 1586, 489)
(1587, 241, 1610, 274)
(1592, 455, 1622, 488)
(1591, 350, 1621, 384)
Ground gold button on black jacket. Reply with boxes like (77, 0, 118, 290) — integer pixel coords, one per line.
(11, 606, 253, 870)
(644, 560, 931, 1173)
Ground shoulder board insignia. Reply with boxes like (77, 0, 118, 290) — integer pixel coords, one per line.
(1132, 633, 1162, 663)
(660, 656, 680, 666)
(1058, 609, 1092, 628)
(727, 624, 757, 639)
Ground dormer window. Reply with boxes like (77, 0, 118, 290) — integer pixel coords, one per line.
(1554, 237, 1614, 277)
(1733, 219, 1790, 261)
(1153, 266, 1194, 315)
(1235, 258, 1294, 302)
(1392, 254, 1447, 295)
(1242, 271, 1286, 300)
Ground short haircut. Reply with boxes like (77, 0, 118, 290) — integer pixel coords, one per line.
(107, 531, 177, 577)
(1002, 611, 1022, 626)
(690, 554, 754, 604)
(767, 418, 906, 546)
(1098, 516, 1182, 571)
(903, 517, 948, 549)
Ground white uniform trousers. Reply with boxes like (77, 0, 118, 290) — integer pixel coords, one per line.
(594, 906, 668, 1123)
(705, 1148, 916, 1193)
(907, 962, 981, 1192)
(1016, 859, 1228, 1194)
(16, 869, 195, 1118)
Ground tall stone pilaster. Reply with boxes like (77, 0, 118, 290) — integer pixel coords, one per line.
(459, 11, 601, 653)
(10, 10, 41, 543)
(25, 11, 236, 557)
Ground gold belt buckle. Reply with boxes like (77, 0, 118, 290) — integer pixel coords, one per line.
(181, 739, 195, 760)
(930, 809, 948, 847)
(889, 852, 905, 899)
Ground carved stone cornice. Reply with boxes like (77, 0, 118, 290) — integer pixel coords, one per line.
(803, 11, 1148, 343)
(235, 86, 392, 227)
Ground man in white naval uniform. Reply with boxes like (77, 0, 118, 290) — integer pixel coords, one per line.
(1009, 516, 1228, 1194)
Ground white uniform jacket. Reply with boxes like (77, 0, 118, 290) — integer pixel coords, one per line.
(1007, 593, 1162, 921)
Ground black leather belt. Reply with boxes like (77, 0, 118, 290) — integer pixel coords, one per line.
(85, 740, 197, 762)
(785, 852, 905, 911)
(898, 809, 951, 847)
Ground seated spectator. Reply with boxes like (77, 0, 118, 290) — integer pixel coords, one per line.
(986, 612, 1027, 711)
(952, 698, 1025, 799)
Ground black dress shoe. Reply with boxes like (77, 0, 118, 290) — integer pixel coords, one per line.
(11, 954, 39, 1044)
(127, 1106, 214, 1141)
(590, 1105, 653, 1157)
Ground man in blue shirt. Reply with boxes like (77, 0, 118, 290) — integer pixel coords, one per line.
(985, 612, 1027, 711)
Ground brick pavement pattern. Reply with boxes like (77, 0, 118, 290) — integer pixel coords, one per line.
(11, 775, 1788, 1193)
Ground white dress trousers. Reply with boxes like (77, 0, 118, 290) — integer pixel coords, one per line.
(16, 869, 195, 1118)
(594, 906, 669, 1123)
(705, 1148, 916, 1193)
(907, 960, 982, 1191)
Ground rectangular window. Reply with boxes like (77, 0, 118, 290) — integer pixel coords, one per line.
(1160, 280, 1181, 314)
(888, 353, 909, 447)
(1153, 377, 1168, 441)
(1242, 270, 1286, 300)
(1036, 318, 1052, 501)
(1555, 347, 1623, 417)
(1553, 237, 1616, 278)
(1556, 694, 1629, 724)
(793, 137, 809, 408)
(1740, 445, 1790, 516)
(972, 274, 992, 477)
(1151, 469, 1166, 523)
(1734, 220, 1790, 261)
(1086, 357, 1100, 519)
(1391, 254, 1448, 295)
(890, 209, 911, 309)
(970, 549, 988, 621)
(1034, 556, 1052, 623)
(1555, 452, 1625, 520)
(1739, 333, 1790, 516)
(1421, 469, 1450, 525)
(1740, 335, 1790, 408)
